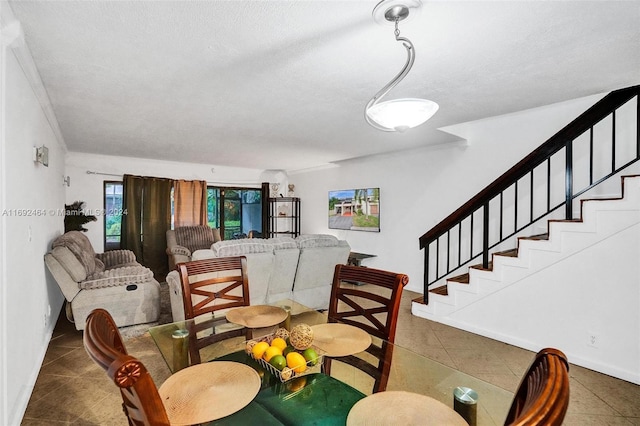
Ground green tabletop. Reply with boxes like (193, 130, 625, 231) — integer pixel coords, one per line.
(210, 351, 365, 425)
(149, 299, 514, 425)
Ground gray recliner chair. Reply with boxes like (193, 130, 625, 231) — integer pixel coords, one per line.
(44, 231, 160, 330)
(166, 225, 222, 270)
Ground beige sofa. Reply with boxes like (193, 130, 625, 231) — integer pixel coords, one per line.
(166, 234, 350, 321)
(166, 225, 222, 270)
(45, 231, 161, 330)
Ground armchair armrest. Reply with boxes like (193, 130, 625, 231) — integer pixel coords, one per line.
(80, 265, 154, 290)
(166, 245, 191, 257)
(96, 250, 137, 268)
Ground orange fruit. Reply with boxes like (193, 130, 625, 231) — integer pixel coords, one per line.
(252, 341, 270, 359)
(271, 337, 287, 351)
(286, 351, 307, 374)
(264, 345, 283, 362)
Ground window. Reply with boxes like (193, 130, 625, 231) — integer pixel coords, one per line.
(103, 182, 263, 250)
(104, 181, 123, 250)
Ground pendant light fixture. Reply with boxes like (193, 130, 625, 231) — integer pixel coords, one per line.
(365, 0, 439, 132)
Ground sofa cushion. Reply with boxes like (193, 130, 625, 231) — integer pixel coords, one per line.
(49, 246, 87, 282)
(268, 237, 297, 250)
(96, 249, 137, 269)
(45, 248, 83, 301)
(295, 234, 341, 248)
(81, 266, 154, 290)
(211, 239, 273, 257)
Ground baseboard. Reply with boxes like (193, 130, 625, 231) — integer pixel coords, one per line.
(11, 310, 60, 425)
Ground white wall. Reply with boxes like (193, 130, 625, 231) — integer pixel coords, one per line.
(65, 152, 268, 251)
(291, 93, 606, 293)
(448, 220, 640, 383)
(1, 14, 67, 424)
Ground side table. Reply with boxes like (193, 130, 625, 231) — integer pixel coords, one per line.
(348, 252, 377, 267)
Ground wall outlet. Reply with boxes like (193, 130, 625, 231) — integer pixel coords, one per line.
(587, 333, 599, 348)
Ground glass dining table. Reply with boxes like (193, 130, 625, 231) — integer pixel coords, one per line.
(148, 300, 514, 425)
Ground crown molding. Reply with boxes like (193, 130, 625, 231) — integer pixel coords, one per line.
(1, 2, 67, 152)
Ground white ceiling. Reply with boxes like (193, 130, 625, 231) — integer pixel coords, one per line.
(7, 0, 640, 172)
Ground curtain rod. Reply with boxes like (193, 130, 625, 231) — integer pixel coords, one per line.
(86, 170, 122, 177)
(86, 171, 261, 187)
(207, 181, 262, 187)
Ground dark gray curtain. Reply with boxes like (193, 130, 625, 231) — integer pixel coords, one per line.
(121, 174, 173, 280)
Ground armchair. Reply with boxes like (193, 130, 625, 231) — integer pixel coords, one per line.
(45, 231, 160, 330)
(166, 225, 222, 270)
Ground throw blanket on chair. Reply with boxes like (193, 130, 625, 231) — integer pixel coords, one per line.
(52, 231, 104, 275)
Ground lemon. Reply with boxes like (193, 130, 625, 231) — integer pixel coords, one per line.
(271, 337, 287, 351)
(264, 345, 283, 362)
(269, 354, 287, 371)
(286, 351, 307, 374)
(252, 341, 270, 359)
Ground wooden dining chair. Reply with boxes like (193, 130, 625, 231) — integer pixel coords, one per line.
(504, 348, 570, 426)
(177, 255, 251, 364)
(83, 308, 171, 426)
(323, 264, 409, 393)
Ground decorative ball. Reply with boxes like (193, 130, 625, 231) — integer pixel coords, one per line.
(274, 328, 290, 341)
(281, 366, 293, 381)
(245, 340, 257, 355)
(289, 324, 313, 350)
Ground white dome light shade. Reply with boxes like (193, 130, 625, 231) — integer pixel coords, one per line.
(366, 98, 439, 132)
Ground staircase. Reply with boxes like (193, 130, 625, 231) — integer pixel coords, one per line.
(412, 86, 640, 384)
(413, 174, 640, 317)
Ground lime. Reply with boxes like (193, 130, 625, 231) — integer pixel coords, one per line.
(302, 347, 319, 366)
(269, 354, 287, 371)
(282, 346, 296, 357)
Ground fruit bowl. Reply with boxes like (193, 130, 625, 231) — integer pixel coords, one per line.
(246, 331, 325, 383)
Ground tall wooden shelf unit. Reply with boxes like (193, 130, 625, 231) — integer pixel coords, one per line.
(269, 197, 300, 238)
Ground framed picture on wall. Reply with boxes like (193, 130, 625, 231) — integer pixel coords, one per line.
(328, 188, 380, 232)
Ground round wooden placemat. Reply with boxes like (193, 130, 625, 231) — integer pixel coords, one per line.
(225, 305, 288, 328)
(311, 323, 372, 357)
(347, 391, 468, 426)
(158, 361, 261, 425)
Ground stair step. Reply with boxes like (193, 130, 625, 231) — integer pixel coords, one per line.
(448, 273, 469, 283)
(493, 248, 518, 257)
(429, 285, 449, 296)
(429, 234, 553, 299)
(520, 233, 549, 241)
(412, 296, 427, 305)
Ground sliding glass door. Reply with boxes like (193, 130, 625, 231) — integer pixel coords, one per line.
(208, 187, 262, 240)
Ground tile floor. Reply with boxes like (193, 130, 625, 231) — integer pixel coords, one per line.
(21, 289, 640, 425)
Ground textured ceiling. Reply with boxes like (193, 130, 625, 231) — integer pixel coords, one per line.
(7, 0, 640, 172)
